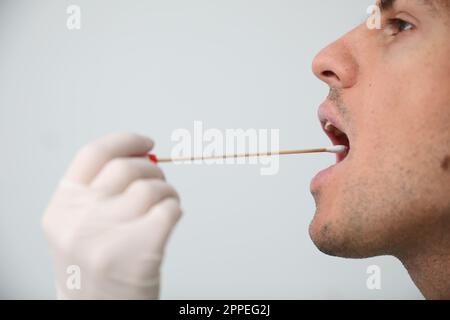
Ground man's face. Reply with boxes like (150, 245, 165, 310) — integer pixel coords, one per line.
(309, 0, 450, 258)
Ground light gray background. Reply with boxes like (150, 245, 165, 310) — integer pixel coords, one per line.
(0, 0, 423, 299)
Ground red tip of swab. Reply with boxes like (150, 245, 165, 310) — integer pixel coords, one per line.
(148, 154, 158, 164)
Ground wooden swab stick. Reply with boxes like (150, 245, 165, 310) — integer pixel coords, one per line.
(148, 145, 347, 164)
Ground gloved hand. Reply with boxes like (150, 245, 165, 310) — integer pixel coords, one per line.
(42, 133, 182, 299)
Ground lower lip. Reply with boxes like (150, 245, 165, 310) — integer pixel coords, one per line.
(310, 164, 337, 191)
(310, 154, 347, 191)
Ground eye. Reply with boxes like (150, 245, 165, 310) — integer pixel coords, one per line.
(384, 18, 415, 36)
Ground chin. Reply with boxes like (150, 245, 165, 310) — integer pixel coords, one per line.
(308, 207, 384, 259)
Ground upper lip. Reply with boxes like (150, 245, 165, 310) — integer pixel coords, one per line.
(318, 102, 346, 136)
(318, 102, 350, 155)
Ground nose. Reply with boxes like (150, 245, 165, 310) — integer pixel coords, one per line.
(312, 36, 358, 89)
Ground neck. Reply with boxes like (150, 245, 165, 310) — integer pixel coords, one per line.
(398, 234, 450, 299)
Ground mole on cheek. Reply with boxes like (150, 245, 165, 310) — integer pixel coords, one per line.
(441, 156, 450, 171)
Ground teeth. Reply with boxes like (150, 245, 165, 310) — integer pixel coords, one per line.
(324, 121, 334, 131)
(324, 121, 344, 137)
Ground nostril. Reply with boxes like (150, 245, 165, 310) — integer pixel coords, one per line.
(322, 70, 340, 81)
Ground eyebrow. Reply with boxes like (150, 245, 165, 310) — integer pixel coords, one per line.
(379, 0, 396, 12)
(378, 0, 437, 12)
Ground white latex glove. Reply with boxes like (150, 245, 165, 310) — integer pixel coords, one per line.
(42, 133, 182, 299)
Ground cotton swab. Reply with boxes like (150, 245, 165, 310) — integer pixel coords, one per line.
(148, 145, 347, 164)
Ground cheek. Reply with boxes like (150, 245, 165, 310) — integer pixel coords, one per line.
(352, 64, 450, 166)
(374, 46, 450, 132)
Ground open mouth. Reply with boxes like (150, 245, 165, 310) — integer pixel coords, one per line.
(322, 120, 350, 163)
